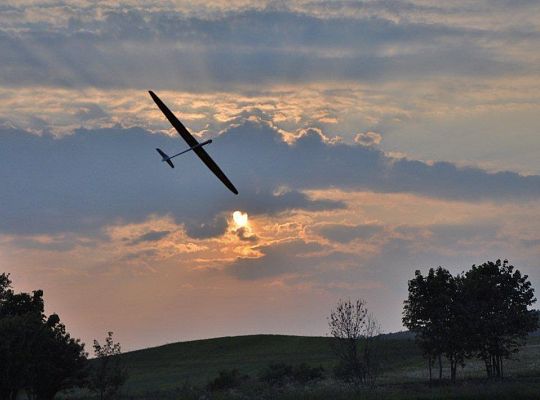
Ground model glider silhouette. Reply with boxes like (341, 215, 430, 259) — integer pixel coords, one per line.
(149, 91, 238, 195)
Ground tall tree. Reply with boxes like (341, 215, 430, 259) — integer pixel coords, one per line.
(403, 267, 465, 382)
(462, 259, 538, 378)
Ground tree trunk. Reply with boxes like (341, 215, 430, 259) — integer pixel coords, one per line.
(428, 356, 432, 385)
(449, 355, 453, 383)
(438, 354, 443, 380)
(493, 354, 501, 379)
(484, 358, 492, 378)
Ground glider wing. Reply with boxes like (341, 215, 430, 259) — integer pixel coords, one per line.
(149, 91, 238, 195)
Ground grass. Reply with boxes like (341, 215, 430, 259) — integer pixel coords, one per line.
(61, 334, 540, 399)
(119, 335, 347, 391)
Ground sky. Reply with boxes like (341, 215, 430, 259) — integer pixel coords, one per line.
(1, 0, 540, 351)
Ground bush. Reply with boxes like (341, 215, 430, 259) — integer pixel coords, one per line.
(333, 360, 362, 383)
(259, 363, 324, 386)
(207, 369, 248, 391)
(292, 363, 324, 384)
(259, 363, 294, 386)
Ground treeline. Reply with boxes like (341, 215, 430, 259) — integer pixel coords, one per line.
(0, 273, 126, 400)
(403, 259, 538, 382)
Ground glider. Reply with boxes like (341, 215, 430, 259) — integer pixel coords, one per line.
(149, 91, 238, 195)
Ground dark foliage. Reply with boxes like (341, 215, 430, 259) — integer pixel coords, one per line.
(403, 267, 465, 382)
(292, 363, 324, 384)
(403, 260, 538, 382)
(0, 272, 88, 400)
(207, 369, 248, 391)
(259, 362, 324, 386)
(461, 260, 538, 378)
(89, 331, 128, 400)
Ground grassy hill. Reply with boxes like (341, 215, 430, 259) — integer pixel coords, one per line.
(119, 334, 417, 392)
(116, 333, 540, 395)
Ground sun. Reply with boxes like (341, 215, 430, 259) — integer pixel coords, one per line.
(232, 211, 249, 228)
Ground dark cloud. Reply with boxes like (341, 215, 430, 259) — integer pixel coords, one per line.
(130, 230, 170, 245)
(235, 227, 258, 243)
(217, 120, 540, 200)
(0, 120, 539, 237)
(184, 216, 228, 239)
(122, 249, 158, 260)
(316, 224, 383, 243)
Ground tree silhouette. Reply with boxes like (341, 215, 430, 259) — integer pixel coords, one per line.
(462, 260, 538, 378)
(0, 273, 87, 399)
(328, 298, 380, 385)
(28, 314, 88, 400)
(90, 331, 128, 400)
(403, 267, 464, 382)
(404, 261, 538, 382)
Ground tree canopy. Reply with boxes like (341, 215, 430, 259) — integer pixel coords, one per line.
(403, 260, 538, 381)
(0, 273, 87, 400)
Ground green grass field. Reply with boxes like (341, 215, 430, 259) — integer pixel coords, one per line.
(110, 333, 540, 398)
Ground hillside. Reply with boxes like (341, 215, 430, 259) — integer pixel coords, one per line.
(118, 334, 422, 392)
(118, 335, 422, 392)
(113, 333, 540, 391)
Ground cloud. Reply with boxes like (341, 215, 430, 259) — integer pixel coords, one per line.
(428, 223, 500, 243)
(1, 120, 539, 237)
(225, 239, 327, 280)
(0, 5, 532, 91)
(316, 223, 383, 243)
(0, 125, 344, 236)
(235, 227, 258, 242)
(184, 216, 228, 239)
(218, 120, 540, 200)
(6, 236, 84, 252)
(130, 230, 170, 245)
(354, 131, 382, 147)
(75, 103, 109, 122)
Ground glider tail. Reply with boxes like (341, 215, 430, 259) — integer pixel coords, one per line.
(156, 148, 175, 168)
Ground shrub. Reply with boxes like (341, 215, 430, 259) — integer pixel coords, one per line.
(259, 363, 324, 386)
(333, 360, 362, 383)
(292, 363, 324, 384)
(207, 369, 248, 391)
(259, 363, 293, 386)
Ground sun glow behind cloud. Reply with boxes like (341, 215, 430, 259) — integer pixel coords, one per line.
(233, 211, 249, 228)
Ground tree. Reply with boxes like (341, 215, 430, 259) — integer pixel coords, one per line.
(0, 313, 42, 400)
(461, 259, 538, 379)
(0, 277, 48, 400)
(328, 298, 380, 385)
(90, 332, 128, 400)
(403, 267, 465, 382)
(404, 260, 538, 382)
(28, 314, 88, 400)
(0, 273, 87, 400)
